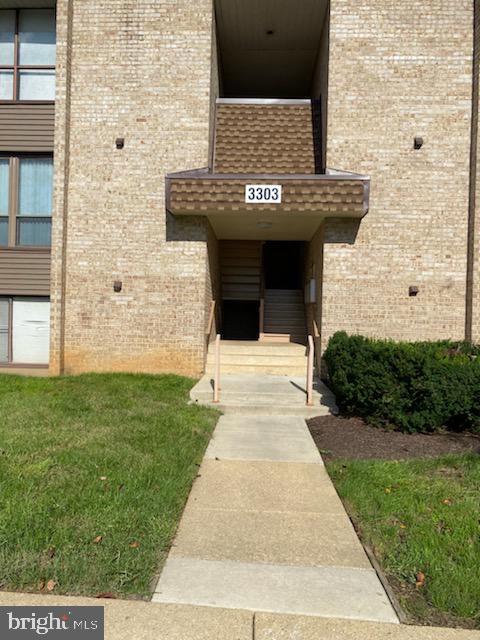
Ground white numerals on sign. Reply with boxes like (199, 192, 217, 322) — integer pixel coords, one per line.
(245, 185, 282, 204)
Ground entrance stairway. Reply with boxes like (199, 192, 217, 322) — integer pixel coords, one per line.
(205, 340, 307, 376)
(262, 289, 306, 343)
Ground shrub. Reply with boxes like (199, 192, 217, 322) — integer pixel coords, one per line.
(324, 332, 480, 433)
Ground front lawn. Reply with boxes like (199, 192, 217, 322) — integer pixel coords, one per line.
(327, 454, 480, 628)
(0, 373, 218, 598)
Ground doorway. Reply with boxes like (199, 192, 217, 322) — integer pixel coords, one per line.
(263, 241, 304, 290)
(221, 300, 260, 340)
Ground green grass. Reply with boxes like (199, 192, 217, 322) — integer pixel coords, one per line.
(327, 454, 480, 627)
(0, 373, 218, 598)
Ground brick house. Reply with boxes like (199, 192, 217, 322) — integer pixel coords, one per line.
(0, 0, 479, 377)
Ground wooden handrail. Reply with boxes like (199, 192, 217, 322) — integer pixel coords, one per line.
(206, 300, 216, 341)
(259, 263, 265, 336)
(259, 298, 264, 335)
(213, 333, 221, 403)
(306, 334, 314, 406)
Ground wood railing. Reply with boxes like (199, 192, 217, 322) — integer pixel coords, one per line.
(305, 303, 322, 375)
(213, 333, 221, 403)
(206, 300, 216, 347)
(306, 334, 314, 406)
(259, 268, 265, 337)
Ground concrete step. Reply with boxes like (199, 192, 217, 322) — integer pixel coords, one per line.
(190, 374, 338, 417)
(208, 341, 307, 356)
(260, 333, 306, 344)
(205, 365, 307, 376)
(207, 352, 307, 367)
(206, 341, 307, 375)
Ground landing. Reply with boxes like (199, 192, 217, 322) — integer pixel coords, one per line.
(190, 373, 338, 417)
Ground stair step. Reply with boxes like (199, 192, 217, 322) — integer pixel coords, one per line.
(265, 289, 303, 295)
(210, 341, 306, 355)
(265, 303, 305, 309)
(265, 313, 304, 319)
(264, 325, 306, 332)
(206, 354, 307, 366)
(260, 333, 307, 344)
(205, 365, 307, 375)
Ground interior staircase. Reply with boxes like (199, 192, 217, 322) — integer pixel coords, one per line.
(261, 289, 306, 343)
(205, 340, 307, 376)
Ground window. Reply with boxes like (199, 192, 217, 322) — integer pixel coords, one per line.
(0, 155, 53, 247)
(0, 9, 56, 101)
(0, 297, 50, 365)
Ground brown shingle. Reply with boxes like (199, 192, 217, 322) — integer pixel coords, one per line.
(168, 176, 367, 217)
(213, 104, 315, 174)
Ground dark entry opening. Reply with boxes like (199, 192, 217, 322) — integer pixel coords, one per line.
(263, 241, 304, 289)
(222, 300, 260, 340)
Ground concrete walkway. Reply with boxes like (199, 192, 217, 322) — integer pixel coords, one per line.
(153, 414, 398, 623)
(1, 594, 478, 640)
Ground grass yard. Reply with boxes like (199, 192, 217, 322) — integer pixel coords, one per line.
(327, 454, 480, 628)
(0, 373, 218, 599)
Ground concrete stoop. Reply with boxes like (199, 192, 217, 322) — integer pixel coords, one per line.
(190, 373, 338, 417)
(205, 341, 308, 376)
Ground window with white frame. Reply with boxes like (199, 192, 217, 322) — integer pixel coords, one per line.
(0, 8, 56, 101)
(0, 297, 50, 365)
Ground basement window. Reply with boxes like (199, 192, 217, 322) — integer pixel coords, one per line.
(0, 8, 56, 101)
(0, 297, 50, 365)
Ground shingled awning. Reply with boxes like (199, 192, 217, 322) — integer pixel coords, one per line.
(166, 100, 369, 236)
(166, 169, 369, 218)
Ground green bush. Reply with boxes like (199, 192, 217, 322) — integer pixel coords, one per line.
(324, 332, 480, 433)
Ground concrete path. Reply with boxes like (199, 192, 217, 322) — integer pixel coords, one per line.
(1, 594, 478, 640)
(190, 373, 338, 417)
(153, 414, 399, 623)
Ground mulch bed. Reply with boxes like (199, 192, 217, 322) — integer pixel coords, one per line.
(307, 415, 480, 460)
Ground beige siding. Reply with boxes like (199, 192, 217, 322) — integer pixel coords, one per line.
(0, 103, 55, 152)
(0, 249, 50, 295)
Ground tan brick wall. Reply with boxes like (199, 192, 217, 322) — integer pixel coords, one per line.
(50, 0, 215, 376)
(322, 0, 473, 352)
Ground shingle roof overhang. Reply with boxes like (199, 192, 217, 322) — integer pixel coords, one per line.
(166, 168, 370, 219)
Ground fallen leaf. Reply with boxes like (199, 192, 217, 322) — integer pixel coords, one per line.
(46, 579, 56, 592)
(129, 541, 140, 548)
(47, 547, 56, 559)
(95, 592, 116, 599)
(93, 535, 103, 544)
(442, 498, 452, 506)
(100, 476, 107, 481)
(38, 578, 46, 591)
(415, 572, 426, 588)
(399, 523, 406, 529)
(385, 487, 392, 494)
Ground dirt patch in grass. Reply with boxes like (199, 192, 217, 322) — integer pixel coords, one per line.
(386, 573, 478, 630)
(308, 414, 480, 461)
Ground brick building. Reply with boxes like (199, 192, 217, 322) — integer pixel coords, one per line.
(0, 0, 478, 377)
